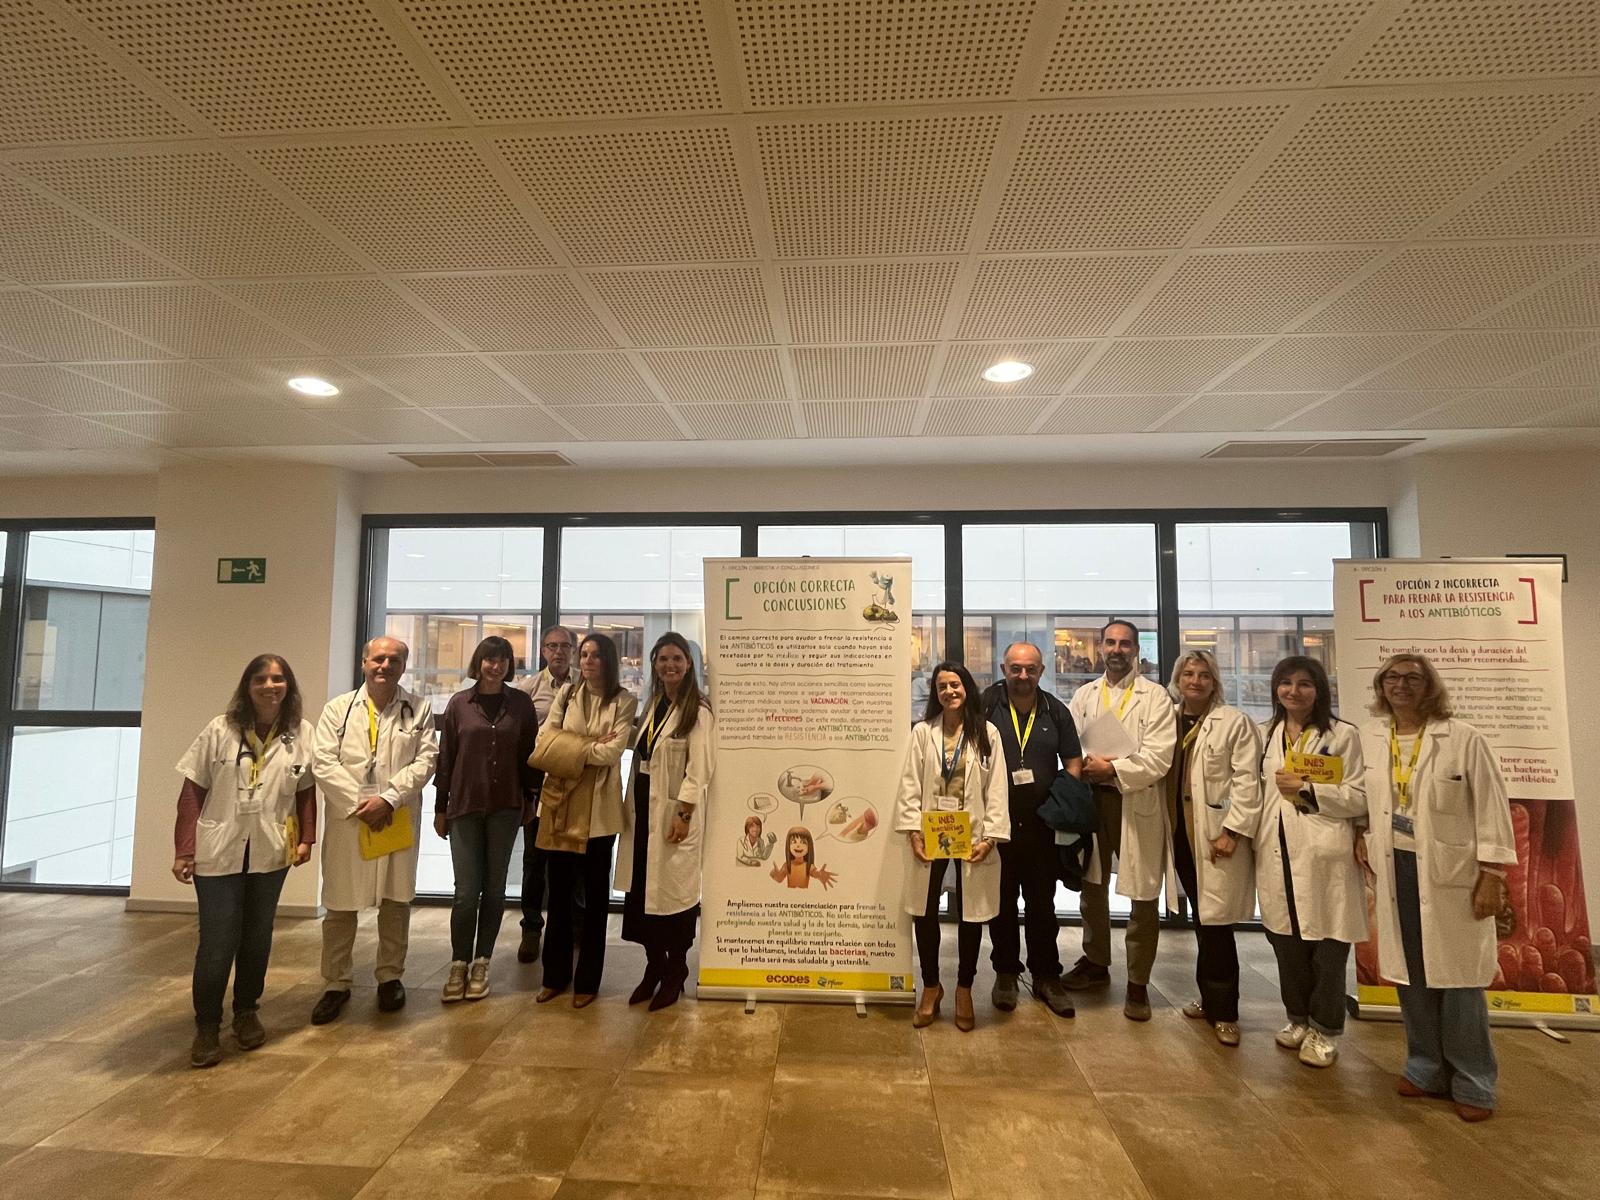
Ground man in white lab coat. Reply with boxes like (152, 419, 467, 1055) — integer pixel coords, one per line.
(1066, 620, 1177, 1021)
(311, 636, 438, 1022)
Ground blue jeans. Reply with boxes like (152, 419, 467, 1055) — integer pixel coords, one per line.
(1394, 849, 1498, 1108)
(448, 808, 522, 961)
(193, 865, 288, 1028)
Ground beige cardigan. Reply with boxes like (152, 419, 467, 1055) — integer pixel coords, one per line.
(540, 682, 637, 840)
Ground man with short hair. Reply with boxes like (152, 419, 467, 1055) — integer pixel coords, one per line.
(1066, 620, 1177, 1021)
(982, 641, 1084, 1018)
(512, 624, 575, 962)
(311, 637, 437, 1022)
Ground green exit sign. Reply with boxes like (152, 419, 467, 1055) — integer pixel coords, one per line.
(218, 558, 267, 584)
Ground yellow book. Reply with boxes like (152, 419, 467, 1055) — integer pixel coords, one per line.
(922, 810, 973, 860)
(1288, 751, 1344, 785)
(284, 812, 299, 868)
(359, 805, 416, 861)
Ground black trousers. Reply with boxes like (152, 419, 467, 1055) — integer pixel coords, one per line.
(621, 774, 698, 982)
(521, 808, 585, 935)
(541, 835, 616, 994)
(1266, 821, 1350, 1034)
(1171, 808, 1240, 1023)
(988, 805, 1062, 981)
(914, 858, 983, 988)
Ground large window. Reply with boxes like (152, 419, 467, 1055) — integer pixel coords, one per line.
(1, 524, 152, 888)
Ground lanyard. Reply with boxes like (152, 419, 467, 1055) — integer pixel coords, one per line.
(1390, 720, 1425, 810)
(1180, 717, 1202, 752)
(642, 698, 670, 758)
(940, 727, 965, 784)
(1100, 676, 1135, 720)
(244, 723, 278, 791)
(1282, 725, 1314, 771)
(1008, 702, 1037, 755)
(365, 700, 380, 755)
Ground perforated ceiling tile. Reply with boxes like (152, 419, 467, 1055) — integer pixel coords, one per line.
(497, 128, 754, 265)
(1207, 92, 1588, 245)
(1530, 398, 1600, 427)
(1039, 393, 1189, 434)
(319, 407, 469, 444)
(1071, 338, 1260, 394)
(735, 0, 1035, 108)
(990, 105, 1291, 251)
(1365, 331, 1593, 389)
(494, 352, 658, 405)
(399, 0, 722, 120)
(12, 151, 362, 276)
(923, 396, 1041, 437)
(0, 363, 164, 413)
(1471, 258, 1600, 329)
(1433, 115, 1600, 239)
(46, 282, 318, 358)
(781, 261, 960, 344)
(0, 289, 169, 361)
(933, 341, 1094, 396)
(1343, 0, 1599, 83)
(1129, 249, 1376, 335)
(249, 141, 555, 271)
(549, 403, 685, 440)
(0, 0, 193, 143)
(341, 355, 535, 408)
(0, 390, 46, 417)
(678, 401, 796, 440)
(1400, 388, 1597, 430)
(640, 348, 789, 401)
(70, 361, 265, 410)
(802, 399, 917, 438)
(793, 345, 934, 399)
(588, 267, 775, 347)
(957, 255, 1168, 338)
(398, 274, 615, 351)
(0, 345, 36, 365)
(68, 0, 450, 134)
(221, 279, 462, 355)
(1156, 392, 1323, 432)
(435, 404, 575, 443)
(0, 175, 178, 283)
(1218, 333, 1435, 389)
(203, 357, 381, 405)
(1039, 0, 1376, 94)
(1496, 339, 1600, 388)
(101, 409, 368, 447)
(11, 412, 158, 448)
(1277, 389, 1464, 431)
(759, 115, 1003, 257)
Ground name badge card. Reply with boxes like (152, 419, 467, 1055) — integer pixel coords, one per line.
(1011, 768, 1034, 786)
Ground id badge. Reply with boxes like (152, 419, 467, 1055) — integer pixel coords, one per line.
(235, 785, 264, 816)
(1011, 768, 1035, 786)
(1391, 811, 1415, 837)
(935, 793, 961, 812)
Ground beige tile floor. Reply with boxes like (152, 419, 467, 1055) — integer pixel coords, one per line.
(0, 893, 1596, 1200)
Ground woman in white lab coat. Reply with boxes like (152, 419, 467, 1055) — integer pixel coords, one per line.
(173, 654, 316, 1068)
(1254, 655, 1366, 1069)
(894, 662, 1008, 1032)
(1357, 654, 1516, 1122)
(1163, 650, 1262, 1046)
(616, 632, 716, 1011)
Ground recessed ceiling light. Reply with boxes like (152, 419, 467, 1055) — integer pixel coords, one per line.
(982, 360, 1033, 383)
(288, 376, 339, 397)
(405, 553, 425, 559)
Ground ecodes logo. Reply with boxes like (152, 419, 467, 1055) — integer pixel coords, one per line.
(765, 973, 813, 986)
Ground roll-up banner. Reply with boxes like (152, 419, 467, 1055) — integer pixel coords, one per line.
(1333, 558, 1598, 1025)
(698, 557, 914, 1004)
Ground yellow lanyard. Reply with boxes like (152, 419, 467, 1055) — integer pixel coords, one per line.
(1009, 702, 1037, 755)
(643, 698, 670, 755)
(1181, 718, 1202, 751)
(365, 700, 380, 756)
(1283, 725, 1314, 772)
(1100, 676, 1136, 721)
(1390, 720, 1425, 810)
(245, 723, 278, 791)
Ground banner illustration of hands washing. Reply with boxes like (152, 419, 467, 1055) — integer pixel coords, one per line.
(698, 558, 914, 1002)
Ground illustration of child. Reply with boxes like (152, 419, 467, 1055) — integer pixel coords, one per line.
(769, 826, 839, 890)
(736, 814, 778, 866)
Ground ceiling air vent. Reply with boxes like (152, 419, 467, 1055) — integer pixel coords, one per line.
(1204, 438, 1421, 460)
(393, 451, 573, 469)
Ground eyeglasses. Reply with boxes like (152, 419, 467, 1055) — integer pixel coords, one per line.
(1381, 672, 1426, 687)
(542, 640, 572, 651)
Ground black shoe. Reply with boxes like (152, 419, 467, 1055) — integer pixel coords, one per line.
(517, 929, 541, 964)
(629, 965, 663, 1006)
(377, 980, 406, 1012)
(1061, 956, 1111, 991)
(1033, 977, 1076, 1018)
(991, 972, 1020, 1012)
(232, 1009, 267, 1050)
(190, 1023, 222, 1068)
(310, 989, 350, 1025)
(648, 975, 685, 1012)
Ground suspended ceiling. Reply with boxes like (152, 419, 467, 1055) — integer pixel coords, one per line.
(0, 0, 1596, 474)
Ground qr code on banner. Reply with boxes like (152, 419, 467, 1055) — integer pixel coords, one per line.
(1577, 997, 1592, 1014)
(889, 976, 908, 991)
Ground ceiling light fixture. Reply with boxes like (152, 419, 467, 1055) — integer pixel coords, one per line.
(288, 376, 339, 397)
(982, 360, 1033, 383)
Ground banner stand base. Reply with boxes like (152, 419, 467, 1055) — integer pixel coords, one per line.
(698, 986, 914, 1007)
(1351, 993, 1600, 1033)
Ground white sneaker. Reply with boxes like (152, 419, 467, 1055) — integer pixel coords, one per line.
(442, 961, 468, 1003)
(1298, 1028, 1338, 1068)
(465, 957, 491, 1000)
(1275, 1021, 1310, 1049)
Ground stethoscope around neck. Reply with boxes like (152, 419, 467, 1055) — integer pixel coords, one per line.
(333, 690, 418, 768)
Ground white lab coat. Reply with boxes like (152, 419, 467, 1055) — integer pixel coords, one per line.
(614, 700, 716, 915)
(1254, 719, 1367, 943)
(1069, 674, 1178, 902)
(540, 683, 637, 838)
(312, 684, 438, 911)
(176, 715, 315, 876)
(893, 720, 1010, 923)
(1164, 705, 1263, 926)
(1360, 718, 1517, 989)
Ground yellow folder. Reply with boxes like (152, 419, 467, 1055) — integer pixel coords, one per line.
(284, 813, 300, 868)
(358, 805, 416, 861)
(922, 810, 973, 860)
